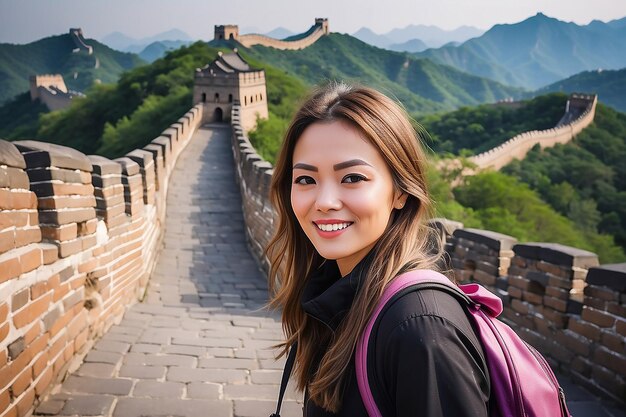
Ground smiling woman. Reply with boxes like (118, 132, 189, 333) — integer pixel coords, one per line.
(265, 83, 491, 416)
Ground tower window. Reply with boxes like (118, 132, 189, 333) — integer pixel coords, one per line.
(201, 93, 206, 103)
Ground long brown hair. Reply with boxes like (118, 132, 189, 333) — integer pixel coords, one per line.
(266, 82, 442, 412)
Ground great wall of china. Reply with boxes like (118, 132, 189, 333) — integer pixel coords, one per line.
(214, 18, 329, 51)
(468, 93, 598, 171)
(0, 106, 203, 416)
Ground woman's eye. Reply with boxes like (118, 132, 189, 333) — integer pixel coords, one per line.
(342, 174, 366, 183)
(294, 176, 315, 185)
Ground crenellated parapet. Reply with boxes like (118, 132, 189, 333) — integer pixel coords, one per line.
(228, 105, 625, 405)
(467, 93, 597, 171)
(0, 103, 204, 416)
(215, 18, 329, 51)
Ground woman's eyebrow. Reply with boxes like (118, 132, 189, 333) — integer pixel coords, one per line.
(333, 159, 372, 171)
(292, 159, 373, 172)
(293, 163, 318, 172)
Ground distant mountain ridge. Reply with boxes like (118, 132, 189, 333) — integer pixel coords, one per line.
(416, 13, 626, 89)
(352, 24, 484, 50)
(0, 33, 145, 105)
(100, 29, 193, 52)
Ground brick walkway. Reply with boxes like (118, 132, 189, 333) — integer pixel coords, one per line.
(32, 125, 624, 417)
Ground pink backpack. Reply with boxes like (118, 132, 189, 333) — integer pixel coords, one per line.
(356, 270, 572, 417)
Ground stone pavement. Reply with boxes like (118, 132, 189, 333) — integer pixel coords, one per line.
(32, 124, 624, 417)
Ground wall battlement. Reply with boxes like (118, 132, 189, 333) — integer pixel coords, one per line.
(228, 105, 625, 405)
(467, 93, 597, 171)
(69, 28, 93, 55)
(0, 104, 204, 416)
(29, 74, 82, 111)
(214, 18, 329, 51)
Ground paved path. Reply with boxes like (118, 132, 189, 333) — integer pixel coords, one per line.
(33, 125, 624, 417)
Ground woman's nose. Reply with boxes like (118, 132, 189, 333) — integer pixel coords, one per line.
(315, 183, 342, 212)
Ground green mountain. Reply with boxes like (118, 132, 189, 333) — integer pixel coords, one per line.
(234, 33, 523, 114)
(0, 33, 145, 104)
(534, 68, 626, 112)
(416, 13, 626, 90)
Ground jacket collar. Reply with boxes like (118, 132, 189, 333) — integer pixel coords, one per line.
(301, 254, 372, 332)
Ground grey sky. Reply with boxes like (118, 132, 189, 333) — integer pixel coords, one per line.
(1, 0, 625, 44)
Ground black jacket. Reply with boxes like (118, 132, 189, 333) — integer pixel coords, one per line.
(300, 259, 490, 417)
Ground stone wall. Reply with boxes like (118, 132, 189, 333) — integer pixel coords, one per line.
(0, 104, 204, 416)
(229, 108, 625, 405)
(469, 94, 597, 170)
(238, 24, 326, 51)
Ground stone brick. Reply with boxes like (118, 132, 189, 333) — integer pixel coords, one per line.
(60, 394, 115, 416)
(11, 365, 32, 397)
(56, 238, 82, 258)
(0, 324, 7, 346)
(8, 337, 25, 360)
(543, 296, 568, 312)
(594, 347, 626, 376)
(14, 227, 41, 248)
(15, 385, 35, 417)
(601, 330, 625, 354)
(584, 285, 619, 302)
(34, 365, 53, 396)
(37, 195, 96, 209)
(29, 182, 95, 197)
(38, 207, 96, 225)
(13, 292, 52, 329)
(545, 285, 569, 300)
(11, 288, 30, 312)
(581, 306, 616, 328)
(113, 397, 231, 417)
(133, 380, 185, 398)
(167, 366, 246, 383)
(40, 223, 78, 241)
(186, 382, 221, 399)
(522, 290, 543, 305)
(119, 364, 166, 379)
(63, 375, 133, 395)
(19, 245, 42, 274)
(568, 317, 602, 342)
(554, 329, 590, 356)
(507, 286, 522, 299)
(0, 254, 21, 283)
(0, 211, 28, 229)
(607, 301, 626, 317)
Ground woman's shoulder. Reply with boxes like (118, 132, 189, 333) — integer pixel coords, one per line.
(373, 284, 479, 348)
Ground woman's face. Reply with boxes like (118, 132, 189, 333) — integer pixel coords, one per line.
(290, 120, 407, 277)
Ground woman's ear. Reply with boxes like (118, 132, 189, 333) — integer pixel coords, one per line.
(394, 192, 409, 210)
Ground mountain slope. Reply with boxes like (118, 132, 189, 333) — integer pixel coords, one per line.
(237, 33, 523, 114)
(534, 68, 626, 112)
(416, 13, 626, 89)
(0, 33, 145, 104)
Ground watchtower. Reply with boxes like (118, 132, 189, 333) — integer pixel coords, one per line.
(214, 25, 239, 41)
(315, 18, 330, 34)
(193, 50, 268, 132)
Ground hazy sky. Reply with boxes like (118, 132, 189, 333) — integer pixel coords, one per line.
(1, 0, 625, 44)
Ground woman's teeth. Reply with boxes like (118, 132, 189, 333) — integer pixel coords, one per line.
(316, 222, 351, 232)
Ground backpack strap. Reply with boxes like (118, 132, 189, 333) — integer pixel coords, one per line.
(270, 342, 297, 417)
(355, 269, 484, 417)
